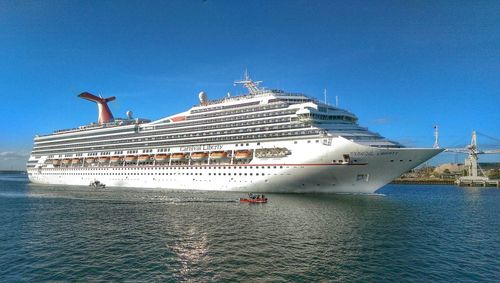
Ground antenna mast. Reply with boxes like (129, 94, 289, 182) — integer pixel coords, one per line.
(433, 125, 440, 149)
(234, 70, 263, 95)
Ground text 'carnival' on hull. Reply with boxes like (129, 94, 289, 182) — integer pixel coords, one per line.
(27, 74, 443, 193)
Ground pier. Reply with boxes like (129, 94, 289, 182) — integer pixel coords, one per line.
(391, 178, 455, 185)
(391, 177, 499, 187)
(455, 178, 499, 187)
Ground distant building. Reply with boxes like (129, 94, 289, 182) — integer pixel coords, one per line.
(434, 163, 464, 175)
(434, 162, 500, 179)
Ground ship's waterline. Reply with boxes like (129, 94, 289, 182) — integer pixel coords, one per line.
(27, 76, 442, 193)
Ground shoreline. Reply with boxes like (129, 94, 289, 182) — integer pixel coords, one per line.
(391, 179, 456, 185)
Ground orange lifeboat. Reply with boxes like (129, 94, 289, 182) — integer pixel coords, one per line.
(85, 157, 95, 164)
(170, 153, 186, 161)
(210, 151, 228, 159)
(71, 158, 81, 164)
(52, 159, 61, 166)
(191, 152, 208, 160)
(155, 154, 170, 162)
(110, 156, 121, 163)
(138, 154, 151, 162)
(62, 159, 71, 165)
(125, 155, 137, 162)
(98, 156, 109, 163)
(234, 150, 253, 159)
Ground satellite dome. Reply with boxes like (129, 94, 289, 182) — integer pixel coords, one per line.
(198, 91, 207, 104)
(126, 110, 133, 119)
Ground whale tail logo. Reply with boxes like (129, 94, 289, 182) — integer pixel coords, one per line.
(78, 92, 116, 124)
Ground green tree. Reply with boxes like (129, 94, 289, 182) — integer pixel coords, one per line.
(488, 169, 500, 180)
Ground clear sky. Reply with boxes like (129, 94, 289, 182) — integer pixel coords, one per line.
(1, 0, 499, 170)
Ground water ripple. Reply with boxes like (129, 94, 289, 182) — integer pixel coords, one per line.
(0, 175, 498, 281)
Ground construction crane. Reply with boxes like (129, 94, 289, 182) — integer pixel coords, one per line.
(445, 131, 500, 186)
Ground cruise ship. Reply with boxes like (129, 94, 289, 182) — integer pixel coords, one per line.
(27, 75, 443, 193)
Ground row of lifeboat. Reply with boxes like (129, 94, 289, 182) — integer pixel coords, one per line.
(48, 150, 253, 166)
(53, 157, 120, 165)
(169, 150, 252, 160)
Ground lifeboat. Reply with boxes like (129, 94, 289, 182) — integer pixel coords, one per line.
(239, 194, 268, 203)
(52, 159, 61, 166)
(45, 159, 52, 164)
(98, 156, 109, 163)
(170, 153, 186, 161)
(85, 157, 95, 164)
(234, 150, 253, 159)
(210, 151, 228, 159)
(62, 159, 71, 165)
(71, 158, 81, 164)
(110, 156, 121, 163)
(125, 155, 137, 162)
(155, 154, 170, 162)
(191, 152, 208, 160)
(138, 155, 151, 162)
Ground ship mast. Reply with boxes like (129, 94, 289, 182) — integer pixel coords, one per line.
(433, 125, 440, 149)
(234, 70, 264, 95)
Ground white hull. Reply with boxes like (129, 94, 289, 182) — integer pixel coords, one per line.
(28, 138, 442, 193)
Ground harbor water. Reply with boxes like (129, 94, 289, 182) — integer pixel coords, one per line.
(0, 172, 498, 281)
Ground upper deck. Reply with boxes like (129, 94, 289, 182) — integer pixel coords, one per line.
(37, 118, 151, 139)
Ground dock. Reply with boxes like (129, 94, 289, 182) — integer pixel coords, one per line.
(455, 177, 500, 187)
(392, 177, 499, 187)
(391, 178, 455, 185)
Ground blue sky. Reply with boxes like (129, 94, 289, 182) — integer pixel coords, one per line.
(0, 0, 499, 170)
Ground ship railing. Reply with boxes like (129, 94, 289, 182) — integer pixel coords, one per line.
(194, 90, 316, 108)
(41, 119, 148, 137)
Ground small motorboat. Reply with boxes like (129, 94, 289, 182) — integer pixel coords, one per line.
(89, 180, 106, 189)
(239, 193, 268, 203)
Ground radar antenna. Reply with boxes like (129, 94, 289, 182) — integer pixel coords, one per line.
(234, 70, 264, 95)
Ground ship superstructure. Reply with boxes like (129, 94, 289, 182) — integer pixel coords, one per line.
(27, 75, 442, 193)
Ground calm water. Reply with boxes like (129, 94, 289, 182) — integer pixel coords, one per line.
(0, 172, 498, 282)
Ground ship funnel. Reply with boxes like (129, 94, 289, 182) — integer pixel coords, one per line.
(78, 92, 116, 124)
